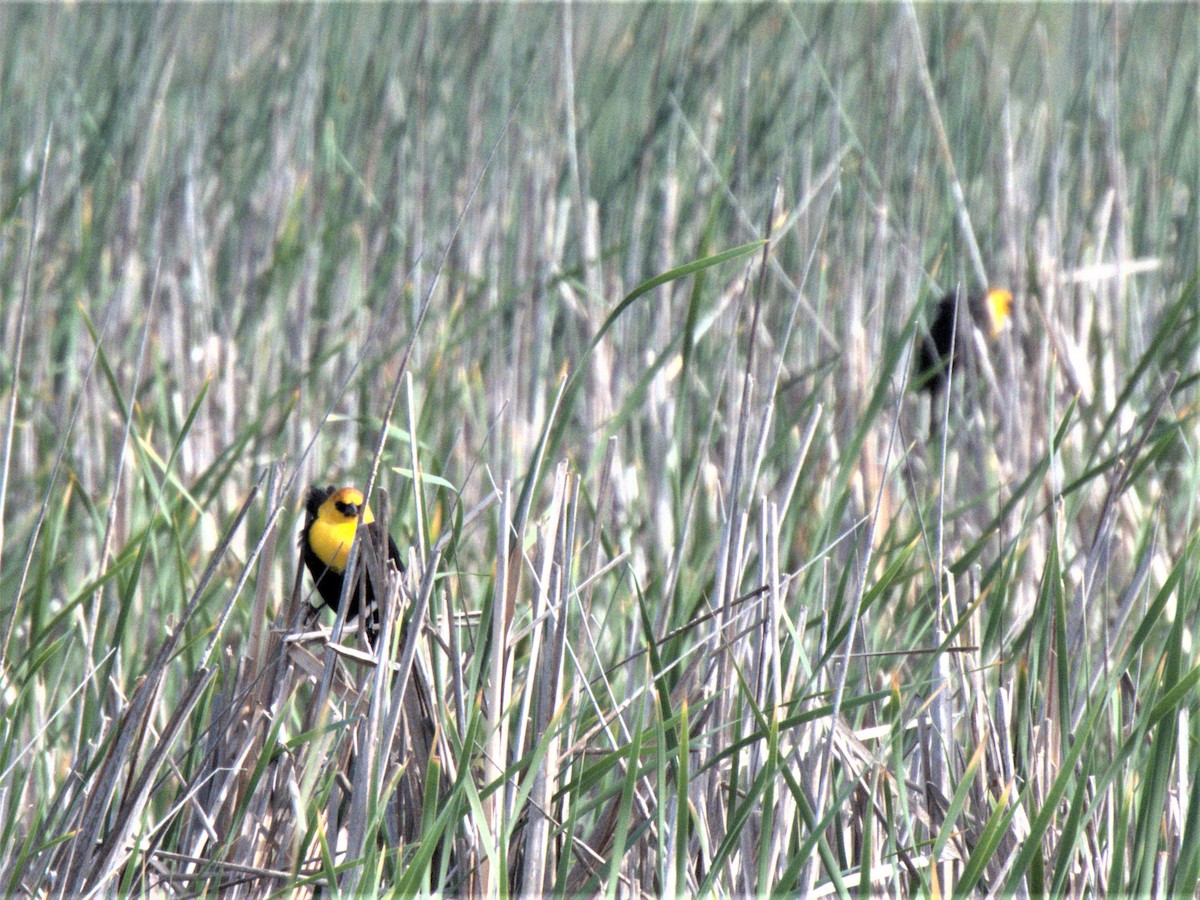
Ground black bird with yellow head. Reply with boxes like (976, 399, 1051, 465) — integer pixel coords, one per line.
(300, 485, 403, 645)
(916, 287, 1012, 399)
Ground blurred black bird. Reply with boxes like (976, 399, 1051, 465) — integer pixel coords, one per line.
(916, 287, 1012, 407)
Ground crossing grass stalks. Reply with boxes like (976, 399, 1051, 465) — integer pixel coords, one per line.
(3, 4, 1200, 895)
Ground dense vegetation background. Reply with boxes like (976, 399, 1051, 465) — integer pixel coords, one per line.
(2, 5, 1200, 895)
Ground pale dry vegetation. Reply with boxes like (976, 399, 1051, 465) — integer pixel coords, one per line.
(2, 4, 1200, 896)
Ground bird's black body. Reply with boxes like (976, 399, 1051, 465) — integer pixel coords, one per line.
(917, 291, 972, 398)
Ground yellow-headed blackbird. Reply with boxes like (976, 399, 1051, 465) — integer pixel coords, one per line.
(301, 485, 403, 645)
(916, 287, 1012, 398)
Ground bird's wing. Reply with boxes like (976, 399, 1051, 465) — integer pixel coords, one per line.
(387, 533, 404, 572)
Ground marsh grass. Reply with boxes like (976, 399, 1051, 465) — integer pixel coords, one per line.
(3, 4, 1200, 896)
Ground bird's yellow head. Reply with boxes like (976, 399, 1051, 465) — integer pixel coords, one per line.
(984, 288, 1013, 338)
(307, 486, 374, 573)
(320, 487, 375, 526)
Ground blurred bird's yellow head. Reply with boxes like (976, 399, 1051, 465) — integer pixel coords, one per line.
(308, 487, 374, 573)
(984, 288, 1013, 338)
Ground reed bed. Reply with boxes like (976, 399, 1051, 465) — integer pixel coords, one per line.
(2, 5, 1199, 895)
